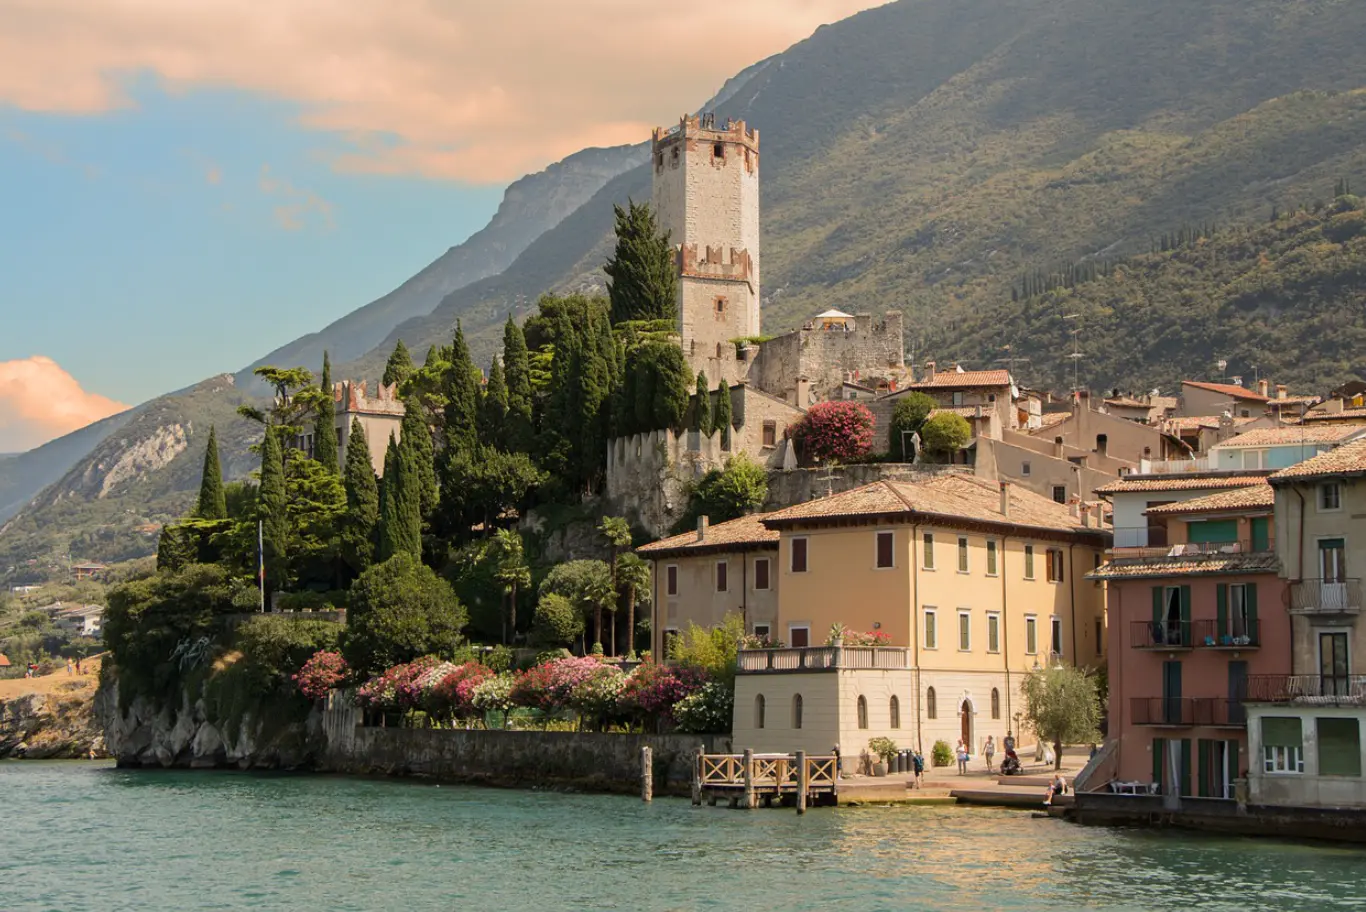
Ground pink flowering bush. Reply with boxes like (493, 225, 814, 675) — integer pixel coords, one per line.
(293, 650, 348, 701)
(355, 657, 444, 712)
(791, 401, 875, 464)
(843, 630, 894, 647)
(426, 662, 495, 720)
(619, 661, 709, 727)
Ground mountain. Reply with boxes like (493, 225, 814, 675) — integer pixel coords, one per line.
(0, 409, 134, 523)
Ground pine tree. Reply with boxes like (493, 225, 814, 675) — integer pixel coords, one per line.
(383, 340, 415, 388)
(480, 357, 509, 449)
(503, 317, 534, 451)
(340, 418, 378, 578)
(442, 322, 480, 458)
(694, 372, 712, 436)
(257, 427, 289, 594)
(399, 403, 437, 520)
(195, 425, 227, 519)
(313, 351, 339, 472)
(378, 433, 421, 561)
(713, 379, 733, 450)
(604, 200, 678, 326)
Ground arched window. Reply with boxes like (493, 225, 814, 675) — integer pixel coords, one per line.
(926, 687, 938, 720)
(890, 695, 901, 729)
(754, 694, 766, 730)
(991, 688, 1001, 720)
(792, 694, 803, 730)
(857, 695, 869, 730)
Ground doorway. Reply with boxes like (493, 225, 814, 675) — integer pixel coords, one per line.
(1198, 739, 1237, 799)
(1320, 631, 1350, 696)
(960, 699, 974, 751)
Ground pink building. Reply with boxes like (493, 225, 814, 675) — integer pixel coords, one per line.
(1091, 482, 1290, 798)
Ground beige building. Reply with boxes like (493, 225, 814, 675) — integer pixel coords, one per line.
(1180, 380, 1271, 419)
(290, 380, 403, 477)
(725, 475, 1110, 765)
(637, 513, 780, 659)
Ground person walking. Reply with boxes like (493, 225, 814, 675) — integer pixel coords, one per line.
(983, 735, 996, 773)
(66, 659, 73, 676)
(956, 740, 969, 775)
(911, 749, 925, 787)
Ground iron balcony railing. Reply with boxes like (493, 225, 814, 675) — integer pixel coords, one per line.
(737, 646, 911, 673)
(1132, 620, 1192, 649)
(1289, 579, 1363, 614)
(1245, 674, 1366, 703)
(1130, 697, 1247, 727)
(1132, 620, 1260, 649)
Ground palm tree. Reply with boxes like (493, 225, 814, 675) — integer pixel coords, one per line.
(491, 529, 531, 645)
(598, 516, 632, 655)
(583, 570, 616, 655)
(615, 553, 651, 660)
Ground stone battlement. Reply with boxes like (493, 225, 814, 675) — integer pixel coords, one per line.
(652, 113, 759, 153)
(679, 245, 755, 285)
(334, 380, 405, 417)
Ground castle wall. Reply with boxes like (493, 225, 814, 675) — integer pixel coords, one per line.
(749, 313, 905, 403)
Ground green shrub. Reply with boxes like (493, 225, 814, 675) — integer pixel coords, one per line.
(868, 736, 899, 765)
(932, 739, 953, 768)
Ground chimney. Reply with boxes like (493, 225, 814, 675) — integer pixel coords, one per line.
(1082, 503, 1092, 528)
(925, 360, 937, 378)
(796, 377, 811, 407)
(1232, 375, 1243, 387)
(696, 515, 709, 543)
(1068, 495, 1081, 519)
(1094, 503, 1105, 527)
(1258, 379, 1270, 398)
(999, 482, 1011, 518)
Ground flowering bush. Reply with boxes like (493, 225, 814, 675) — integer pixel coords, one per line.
(355, 657, 444, 712)
(619, 661, 708, 727)
(293, 650, 348, 701)
(471, 673, 515, 726)
(791, 401, 875, 464)
(740, 633, 785, 649)
(426, 662, 495, 720)
(673, 681, 734, 734)
(510, 655, 608, 712)
(844, 630, 893, 647)
(568, 665, 627, 726)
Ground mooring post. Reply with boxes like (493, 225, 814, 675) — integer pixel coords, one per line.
(691, 750, 703, 806)
(796, 750, 808, 815)
(742, 749, 755, 810)
(642, 746, 653, 803)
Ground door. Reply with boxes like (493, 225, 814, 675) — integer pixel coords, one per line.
(1163, 660, 1183, 724)
(1199, 740, 1235, 799)
(1319, 539, 1347, 609)
(1228, 661, 1248, 726)
(960, 702, 973, 751)
(1320, 632, 1350, 696)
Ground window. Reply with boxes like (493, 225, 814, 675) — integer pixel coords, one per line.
(754, 695, 766, 730)
(1319, 538, 1347, 582)
(987, 613, 1001, 653)
(923, 533, 935, 570)
(1095, 618, 1104, 656)
(714, 297, 726, 315)
(666, 565, 678, 597)
(1051, 616, 1063, 657)
(1224, 583, 1257, 640)
(1052, 486, 1067, 505)
(924, 608, 938, 649)
(958, 536, 970, 573)
(671, 146, 679, 164)
(655, 151, 664, 170)
(1318, 718, 1362, 777)
(926, 687, 938, 719)
(952, 391, 965, 407)
(716, 561, 728, 593)
(991, 688, 1001, 720)
(1240, 449, 1267, 470)
(1046, 549, 1065, 583)
(1022, 461, 1032, 477)
(792, 694, 803, 730)
(857, 696, 868, 729)
(986, 540, 999, 576)
(762, 421, 777, 448)
(1024, 545, 1035, 580)
(958, 611, 971, 651)
(890, 696, 901, 729)
(1321, 483, 1343, 512)
(791, 537, 808, 573)
(1025, 616, 1038, 655)
(713, 142, 724, 159)
(876, 531, 894, 569)
(790, 626, 810, 648)
(1261, 717, 1304, 773)
(754, 558, 771, 591)
(753, 624, 770, 638)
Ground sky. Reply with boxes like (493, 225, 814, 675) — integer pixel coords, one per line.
(0, 0, 887, 453)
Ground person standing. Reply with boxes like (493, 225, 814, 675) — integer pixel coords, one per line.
(956, 740, 969, 775)
(1004, 731, 1016, 754)
(983, 735, 996, 773)
(911, 749, 925, 787)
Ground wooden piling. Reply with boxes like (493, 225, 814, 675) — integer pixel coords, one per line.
(742, 749, 755, 810)
(641, 746, 653, 803)
(796, 750, 808, 815)
(691, 750, 702, 806)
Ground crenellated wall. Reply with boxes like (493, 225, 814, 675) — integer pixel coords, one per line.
(749, 312, 906, 403)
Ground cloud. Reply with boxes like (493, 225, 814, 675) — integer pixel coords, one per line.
(0, 0, 889, 183)
(0, 356, 129, 452)
(205, 164, 222, 185)
(258, 164, 334, 230)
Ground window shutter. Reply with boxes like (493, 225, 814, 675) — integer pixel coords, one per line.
(1179, 739, 1192, 797)
(1179, 586, 1192, 625)
(1152, 737, 1165, 787)
(1152, 586, 1163, 627)
(1197, 739, 1211, 798)
(1246, 583, 1258, 631)
(1216, 585, 1228, 639)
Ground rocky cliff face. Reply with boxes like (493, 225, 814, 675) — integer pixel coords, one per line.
(96, 678, 323, 770)
(0, 682, 106, 759)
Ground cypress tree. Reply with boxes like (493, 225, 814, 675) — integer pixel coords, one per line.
(195, 425, 227, 519)
(442, 322, 480, 458)
(503, 316, 533, 447)
(378, 433, 421, 561)
(399, 403, 437, 520)
(603, 200, 678, 326)
(313, 351, 339, 472)
(480, 357, 509, 449)
(156, 525, 192, 573)
(694, 371, 712, 436)
(340, 418, 379, 577)
(713, 379, 733, 450)
(257, 427, 289, 594)
(382, 340, 414, 388)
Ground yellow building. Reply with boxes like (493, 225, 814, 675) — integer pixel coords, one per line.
(728, 475, 1111, 765)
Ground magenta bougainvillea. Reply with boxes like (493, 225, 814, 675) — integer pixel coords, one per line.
(427, 662, 495, 719)
(791, 400, 875, 463)
(293, 650, 348, 701)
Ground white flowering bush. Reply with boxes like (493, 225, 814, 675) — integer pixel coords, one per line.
(672, 681, 734, 734)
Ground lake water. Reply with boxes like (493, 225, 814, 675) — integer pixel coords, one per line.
(3, 762, 1364, 912)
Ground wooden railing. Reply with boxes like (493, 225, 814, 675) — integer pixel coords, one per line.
(737, 646, 911, 673)
(694, 752, 838, 811)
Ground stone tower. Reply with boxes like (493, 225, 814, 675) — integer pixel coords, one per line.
(651, 114, 761, 384)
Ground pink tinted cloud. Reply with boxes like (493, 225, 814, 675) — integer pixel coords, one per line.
(0, 356, 128, 452)
(0, 0, 889, 183)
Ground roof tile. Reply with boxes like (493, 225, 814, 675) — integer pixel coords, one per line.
(1182, 380, 1271, 402)
(637, 512, 779, 557)
(1214, 425, 1366, 447)
(1144, 483, 1274, 515)
(907, 369, 1012, 389)
(1269, 438, 1366, 482)
(1094, 474, 1269, 495)
(1089, 551, 1280, 580)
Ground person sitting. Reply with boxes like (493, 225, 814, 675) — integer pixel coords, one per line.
(1044, 773, 1067, 805)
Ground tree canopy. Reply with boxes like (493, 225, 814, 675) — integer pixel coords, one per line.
(343, 552, 468, 675)
(604, 200, 677, 326)
(888, 393, 937, 461)
(1020, 664, 1102, 770)
(921, 412, 972, 460)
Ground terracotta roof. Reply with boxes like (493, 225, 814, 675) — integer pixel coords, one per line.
(1143, 483, 1274, 516)
(761, 475, 1105, 538)
(929, 407, 986, 419)
(907, 369, 1012, 390)
(1094, 473, 1269, 495)
(1164, 416, 1222, 431)
(1303, 407, 1366, 422)
(1268, 395, 1321, 407)
(1269, 438, 1366, 483)
(0, 653, 9, 667)
(1104, 397, 1150, 409)
(1214, 425, 1366, 448)
(1182, 380, 1271, 402)
(637, 512, 779, 558)
(1036, 412, 1070, 430)
(1088, 551, 1280, 580)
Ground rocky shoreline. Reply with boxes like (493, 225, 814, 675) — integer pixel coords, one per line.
(0, 680, 106, 759)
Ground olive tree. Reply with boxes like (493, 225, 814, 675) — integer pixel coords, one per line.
(1020, 664, 1102, 771)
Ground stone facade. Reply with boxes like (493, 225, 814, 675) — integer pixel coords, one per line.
(337, 380, 404, 477)
(748, 312, 907, 403)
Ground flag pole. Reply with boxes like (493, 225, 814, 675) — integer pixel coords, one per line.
(258, 519, 266, 613)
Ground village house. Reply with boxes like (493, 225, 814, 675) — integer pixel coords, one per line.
(1208, 424, 1366, 472)
(1180, 379, 1272, 419)
(719, 475, 1110, 767)
(1097, 472, 1274, 550)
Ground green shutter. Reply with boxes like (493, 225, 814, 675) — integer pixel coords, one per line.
(1251, 517, 1270, 552)
(1216, 585, 1228, 639)
(1152, 737, 1166, 787)
(1180, 739, 1193, 797)
(1198, 740, 1211, 797)
(1246, 583, 1258, 636)
(1262, 717, 1302, 748)
(1179, 586, 1192, 624)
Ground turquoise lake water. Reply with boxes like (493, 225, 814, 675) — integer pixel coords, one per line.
(3, 761, 1364, 912)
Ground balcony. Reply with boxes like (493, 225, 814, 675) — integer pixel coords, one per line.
(1130, 619, 1260, 651)
(737, 646, 911, 674)
(1130, 697, 1247, 727)
(1289, 579, 1362, 615)
(1135, 456, 1213, 476)
(1245, 674, 1366, 704)
(1110, 530, 1267, 560)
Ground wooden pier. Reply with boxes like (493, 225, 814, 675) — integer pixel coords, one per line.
(692, 750, 838, 811)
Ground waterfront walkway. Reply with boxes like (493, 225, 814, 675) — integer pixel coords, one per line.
(835, 748, 1090, 808)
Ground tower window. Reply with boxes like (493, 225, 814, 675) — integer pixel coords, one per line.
(671, 147, 679, 164)
(655, 152, 663, 171)
(713, 143, 724, 159)
(715, 297, 726, 315)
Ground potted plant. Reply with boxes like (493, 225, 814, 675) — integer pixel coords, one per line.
(868, 737, 899, 777)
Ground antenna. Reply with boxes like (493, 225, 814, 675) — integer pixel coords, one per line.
(995, 344, 1032, 382)
(1064, 314, 1083, 395)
